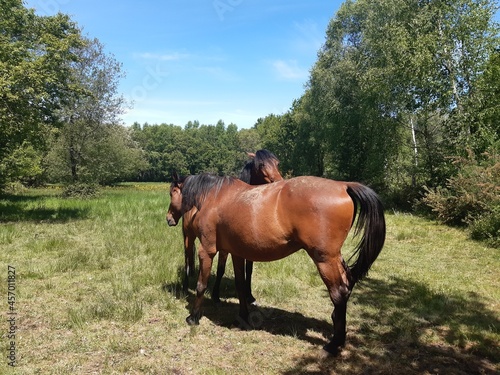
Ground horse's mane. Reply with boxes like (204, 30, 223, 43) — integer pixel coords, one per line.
(182, 173, 235, 212)
(239, 149, 279, 183)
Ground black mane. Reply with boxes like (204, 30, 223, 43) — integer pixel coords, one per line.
(239, 149, 279, 183)
(182, 173, 234, 212)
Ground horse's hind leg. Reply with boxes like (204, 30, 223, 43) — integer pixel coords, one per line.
(232, 254, 250, 328)
(310, 252, 352, 355)
(212, 251, 228, 303)
(245, 260, 256, 305)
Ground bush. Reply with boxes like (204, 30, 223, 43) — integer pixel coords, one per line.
(421, 185, 486, 226)
(62, 183, 100, 199)
(1, 182, 29, 196)
(470, 207, 500, 248)
(421, 150, 500, 246)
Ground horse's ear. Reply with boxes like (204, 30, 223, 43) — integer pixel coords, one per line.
(247, 152, 255, 159)
(172, 170, 179, 182)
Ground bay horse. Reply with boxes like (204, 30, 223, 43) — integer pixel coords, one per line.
(167, 173, 385, 355)
(179, 150, 282, 304)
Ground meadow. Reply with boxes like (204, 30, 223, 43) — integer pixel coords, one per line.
(0, 184, 498, 375)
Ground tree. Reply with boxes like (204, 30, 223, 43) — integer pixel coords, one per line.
(306, 0, 498, 190)
(237, 127, 262, 155)
(46, 124, 147, 184)
(0, 0, 84, 187)
(0, 141, 44, 186)
(463, 48, 500, 155)
(46, 37, 146, 184)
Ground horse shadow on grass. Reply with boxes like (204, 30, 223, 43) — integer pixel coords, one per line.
(162, 270, 333, 348)
(0, 193, 90, 223)
(164, 269, 499, 375)
(283, 276, 500, 375)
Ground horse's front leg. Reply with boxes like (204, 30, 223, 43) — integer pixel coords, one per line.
(182, 231, 196, 293)
(186, 245, 214, 325)
(232, 254, 250, 327)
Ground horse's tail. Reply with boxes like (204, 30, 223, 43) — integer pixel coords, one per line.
(345, 183, 386, 285)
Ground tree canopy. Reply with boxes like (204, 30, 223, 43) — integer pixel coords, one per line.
(0, 0, 84, 186)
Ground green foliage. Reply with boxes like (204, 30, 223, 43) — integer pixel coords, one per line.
(305, 0, 498, 189)
(470, 206, 500, 248)
(254, 95, 327, 178)
(0, 141, 44, 186)
(0, 2, 143, 189)
(44, 38, 140, 186)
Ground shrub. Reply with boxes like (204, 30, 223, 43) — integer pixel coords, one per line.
(470, 207, 500, 248)
(421, 149, 500, 245)
(3, 182, 28, 195)
(62, 183, 100, 199)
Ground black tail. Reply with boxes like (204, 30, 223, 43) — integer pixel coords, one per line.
(346, 183, 386, 285)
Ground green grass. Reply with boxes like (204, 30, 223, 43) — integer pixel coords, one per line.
(0, 185, 498, 374)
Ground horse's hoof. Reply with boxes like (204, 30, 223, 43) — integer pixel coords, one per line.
(322, 341, 342, 356)
(247, 295, 257, 305)
(186, 314, 200, 326)
(231, 317, 252, 330)
(212, 295, 221, 304)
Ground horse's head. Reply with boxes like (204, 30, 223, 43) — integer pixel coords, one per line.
(247, 150, 282, 185)
(166, 171, 185, 226)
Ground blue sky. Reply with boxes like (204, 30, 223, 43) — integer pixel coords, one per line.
(25, 0, 342, 128)
(24, 1, 500, 129)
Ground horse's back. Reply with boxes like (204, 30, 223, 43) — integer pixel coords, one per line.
(212, 176, 355, 260)
(280, 176, 354, 211)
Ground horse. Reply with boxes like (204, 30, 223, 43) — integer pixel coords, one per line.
(177, 150, 282, 304)
(166, 173, 386, 355)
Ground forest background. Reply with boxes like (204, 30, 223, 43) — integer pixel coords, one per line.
(1, 0, 499, 246)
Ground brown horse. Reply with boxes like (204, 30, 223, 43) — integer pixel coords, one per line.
(176, 150, 282, 304)
(167, 173, 385, 355)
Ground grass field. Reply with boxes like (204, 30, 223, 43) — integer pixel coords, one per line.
(0, 183, 498, 374)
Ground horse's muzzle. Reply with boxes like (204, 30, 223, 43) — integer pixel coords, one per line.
(166, 214, 178, 226)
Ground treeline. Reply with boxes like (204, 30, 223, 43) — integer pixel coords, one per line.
(130, 121, 262, 181)
(1, 0, 499, 245)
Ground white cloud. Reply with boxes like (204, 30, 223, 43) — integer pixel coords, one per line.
(272, 60, 308, 80)
(135, 52, 190, 61)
